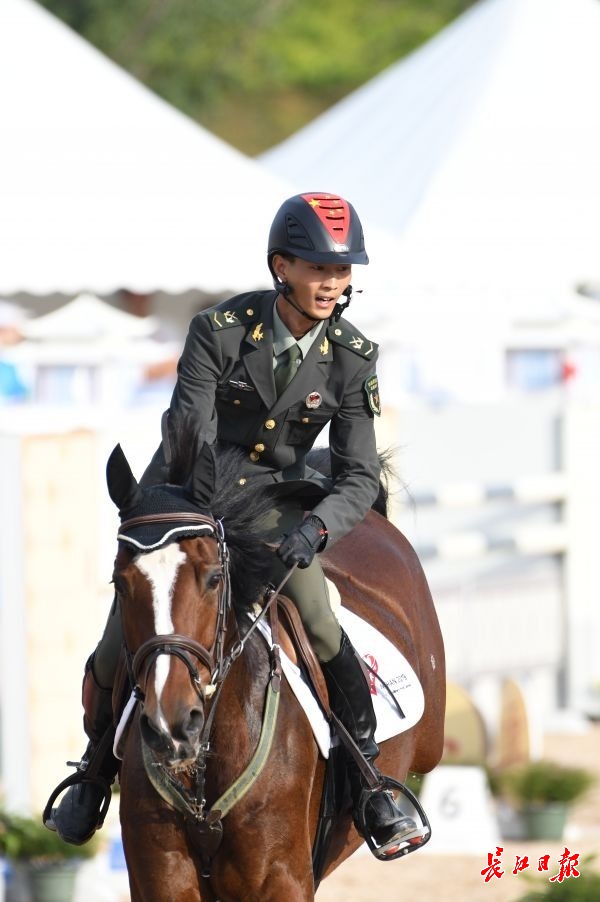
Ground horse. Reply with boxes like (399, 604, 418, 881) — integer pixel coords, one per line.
(106, 429, 446, 901)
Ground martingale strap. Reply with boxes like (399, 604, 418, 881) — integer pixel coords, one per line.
(208, 669, 281, 819)
(209, 593, 283, 818)
(140, 598, 284, 824)
(141, 653, 282, 820)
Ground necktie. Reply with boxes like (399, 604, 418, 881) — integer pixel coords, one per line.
(274, 344, 302, 395)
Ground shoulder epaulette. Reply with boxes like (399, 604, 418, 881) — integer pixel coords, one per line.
(206, 292, 268, 332)
(327, 321, 378, 359)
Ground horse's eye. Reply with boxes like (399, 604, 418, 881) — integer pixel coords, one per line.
(207, 571, 222, 590)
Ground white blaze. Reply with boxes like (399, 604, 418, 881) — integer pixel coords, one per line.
(135, 544, 186, 727)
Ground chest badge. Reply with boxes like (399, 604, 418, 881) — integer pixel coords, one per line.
(305, 391, 322, 409)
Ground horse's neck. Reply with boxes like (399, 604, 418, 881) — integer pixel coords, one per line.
(212, 629, 270, 754)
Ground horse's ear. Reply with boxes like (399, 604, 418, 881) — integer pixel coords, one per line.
(190, 442, 216, 510)
(106, 444, 143, 513)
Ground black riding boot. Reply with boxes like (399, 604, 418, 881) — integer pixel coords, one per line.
(45, 657, 119, 845)
(321, 631, 422, 856)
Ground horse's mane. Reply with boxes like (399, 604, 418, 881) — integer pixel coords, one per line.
(166, 422, 275, 615)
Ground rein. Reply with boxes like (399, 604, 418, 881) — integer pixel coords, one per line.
(120, 509, 296, 876)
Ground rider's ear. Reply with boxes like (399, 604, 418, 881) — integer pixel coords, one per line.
(190, 442, 216, 510)
(106, 444, 143, 513)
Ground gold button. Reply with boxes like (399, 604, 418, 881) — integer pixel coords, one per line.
(239, 477, 247, 485)
(249, 451, 260, 462)
(254, 443, 265, 452)
(265, 419, 276, 430)
(233, 399, 241, 406)
(246, 308, 254, 315)
(301, 417, 309, 424)
(334, 328, 342, 336)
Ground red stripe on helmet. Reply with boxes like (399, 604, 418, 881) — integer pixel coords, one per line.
(301, 193, 350, 246)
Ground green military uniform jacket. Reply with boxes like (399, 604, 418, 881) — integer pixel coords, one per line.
(144, 290, 381, 547)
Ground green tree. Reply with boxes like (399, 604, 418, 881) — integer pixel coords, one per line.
(38, 0, 475, 153)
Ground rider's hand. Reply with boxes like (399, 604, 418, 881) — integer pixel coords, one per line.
(277, 515, 328, 569)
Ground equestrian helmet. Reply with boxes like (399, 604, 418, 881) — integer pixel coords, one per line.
(267, 193, 369, 279)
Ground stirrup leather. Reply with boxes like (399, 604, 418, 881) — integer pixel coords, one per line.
(355, 776, 431, 861)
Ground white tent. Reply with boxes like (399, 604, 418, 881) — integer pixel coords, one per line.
(0, 0, 293, 297)
(3, 294, 180, 406)
(20, 293, 158, 341)
(261, 0, 600, 399)
(261, 0, 600, 289)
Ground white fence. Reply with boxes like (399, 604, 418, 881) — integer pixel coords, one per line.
(387, 395, 600, 736)
(408, 472, 568, 561)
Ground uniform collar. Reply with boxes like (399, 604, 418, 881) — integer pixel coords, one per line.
(272, 300, 325, 359)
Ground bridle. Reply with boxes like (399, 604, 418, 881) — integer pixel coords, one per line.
(120, 510, 294, 706)
(117, 508, 295, 876)
(121, 512, 232, 704)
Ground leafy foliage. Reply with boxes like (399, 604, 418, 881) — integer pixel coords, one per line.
(37, 0, 475, 153)
(517, 863, 600, 901)
(489, 760, 595, 805)
(0, 809, 97, 863)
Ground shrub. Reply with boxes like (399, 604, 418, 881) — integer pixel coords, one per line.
(517, 867, 600, 901)
(0, 809, 97, 866)
(489, 760, 594, 806)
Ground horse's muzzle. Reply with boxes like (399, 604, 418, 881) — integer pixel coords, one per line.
(139, 706, 204, 767)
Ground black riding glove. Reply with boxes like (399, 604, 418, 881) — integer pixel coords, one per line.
(277, 515, 328, 569)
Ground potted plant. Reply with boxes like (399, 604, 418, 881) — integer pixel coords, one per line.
(517, 857, 600, 899)
(0, 808, 97, 902)
(488, 760, 595, 841)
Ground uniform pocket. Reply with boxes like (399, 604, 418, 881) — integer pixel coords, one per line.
(284, 409, 333, 445)
(216, 382, 263, 411)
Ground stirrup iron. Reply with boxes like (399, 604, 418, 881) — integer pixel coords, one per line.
(355, 776, 431, 861)
(42, 768, 112, 833)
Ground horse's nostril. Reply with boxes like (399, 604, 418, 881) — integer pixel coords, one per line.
(140, 713, 174, 754)
(184, 706, 204, 739)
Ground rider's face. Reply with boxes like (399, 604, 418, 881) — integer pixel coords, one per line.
(273, 255, 352, 327)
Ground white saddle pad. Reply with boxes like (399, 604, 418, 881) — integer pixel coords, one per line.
(114, 588, 425, 761)
(255, 603, 424, 758)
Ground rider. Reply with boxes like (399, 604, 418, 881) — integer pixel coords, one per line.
(47, 192, 426, 858)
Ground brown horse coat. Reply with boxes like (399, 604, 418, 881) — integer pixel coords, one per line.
(117, 509, 445, 901)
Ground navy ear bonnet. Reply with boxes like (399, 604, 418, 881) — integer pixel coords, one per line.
(106, 442, 217, 554)
(117, 485, 215, 553)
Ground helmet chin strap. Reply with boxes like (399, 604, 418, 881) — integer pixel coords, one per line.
(276, 279, 356, 324)
(277, 280, 321, 323)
